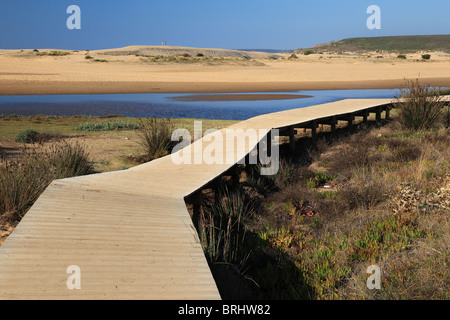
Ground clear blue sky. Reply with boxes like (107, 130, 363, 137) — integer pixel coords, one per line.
(0, 0, 448, 50)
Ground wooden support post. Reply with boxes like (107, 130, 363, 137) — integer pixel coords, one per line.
(374, 106, 381, 122)
(347, 115, 353, 126)
(385, 108, 390, 120)
(289, 126, 296, 153)
(230, 165, 240, 187)
(330, 116, 337, 136)
(363, 110, 368, 123)
(311, 121, 317, 142)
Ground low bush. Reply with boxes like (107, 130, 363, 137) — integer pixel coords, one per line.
(136, 118, 174, 161)
(36, 51, 70, 56)
(395, 79, 445, 131)
(78, 121, 140, 131)
(15, 129, 40, 143)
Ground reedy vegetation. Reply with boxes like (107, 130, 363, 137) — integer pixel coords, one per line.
(0, 142, 94, 222)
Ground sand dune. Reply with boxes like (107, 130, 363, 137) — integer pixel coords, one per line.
(95, 45, 278, 59)
(0, 46, 449, 95)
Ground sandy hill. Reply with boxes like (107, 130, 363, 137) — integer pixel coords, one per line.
(94, 45, 280, 59)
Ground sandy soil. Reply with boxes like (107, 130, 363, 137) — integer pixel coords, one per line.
(0, 47, 449, 95)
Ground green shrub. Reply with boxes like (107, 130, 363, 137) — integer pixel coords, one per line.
(397, 54, 407, 59)
(136, 118, 174, 161)
(15, 130, 40, 143)
(395, 79, 445, 130)
(47, 141, 94, 178)
(422, 54, 431, 60)
(265, 159, 300, 189)
(198, 188, 254, 264)
(78, 121, 140, 131)
(36, 51, 71, 56)
(303, 50, 314, 56)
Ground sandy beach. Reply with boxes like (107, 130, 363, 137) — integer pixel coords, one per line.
(0, 46, 449, 95)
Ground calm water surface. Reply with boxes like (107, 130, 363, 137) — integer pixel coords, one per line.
(0, 89, 400, 120)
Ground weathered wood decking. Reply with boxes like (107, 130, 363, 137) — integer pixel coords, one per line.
(0, 98, 400, 299)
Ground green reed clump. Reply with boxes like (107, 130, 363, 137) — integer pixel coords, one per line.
(198, 188, 254, 265)
(395, 79, 446, 131)
(136, 118, 174, 161)
(0, 141, 94, 222)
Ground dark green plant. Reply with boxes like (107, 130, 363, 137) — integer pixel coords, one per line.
(265, 159, 301, 189)
(395, 79, 445, 131)
(78, 121, 140, 131)
(15, 129, 40, 143)
(421, 54, 431, 60)
(136, 118, 174, 161)
(36, 51, 70, 56)
(198, 188, 254, 264)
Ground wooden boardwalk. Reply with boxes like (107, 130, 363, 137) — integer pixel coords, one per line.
(0, 98, 397, 299)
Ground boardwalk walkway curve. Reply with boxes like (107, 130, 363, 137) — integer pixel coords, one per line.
(2, 97, 446, 299)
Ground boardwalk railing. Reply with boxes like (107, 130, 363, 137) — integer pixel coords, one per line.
(0, 98, 418, 299)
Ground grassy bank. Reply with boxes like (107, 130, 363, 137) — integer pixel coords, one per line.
(0, 114, 236, 140)
(0, 115, 237, 172)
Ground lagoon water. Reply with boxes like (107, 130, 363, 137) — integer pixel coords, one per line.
(0, 89, 399, 120)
